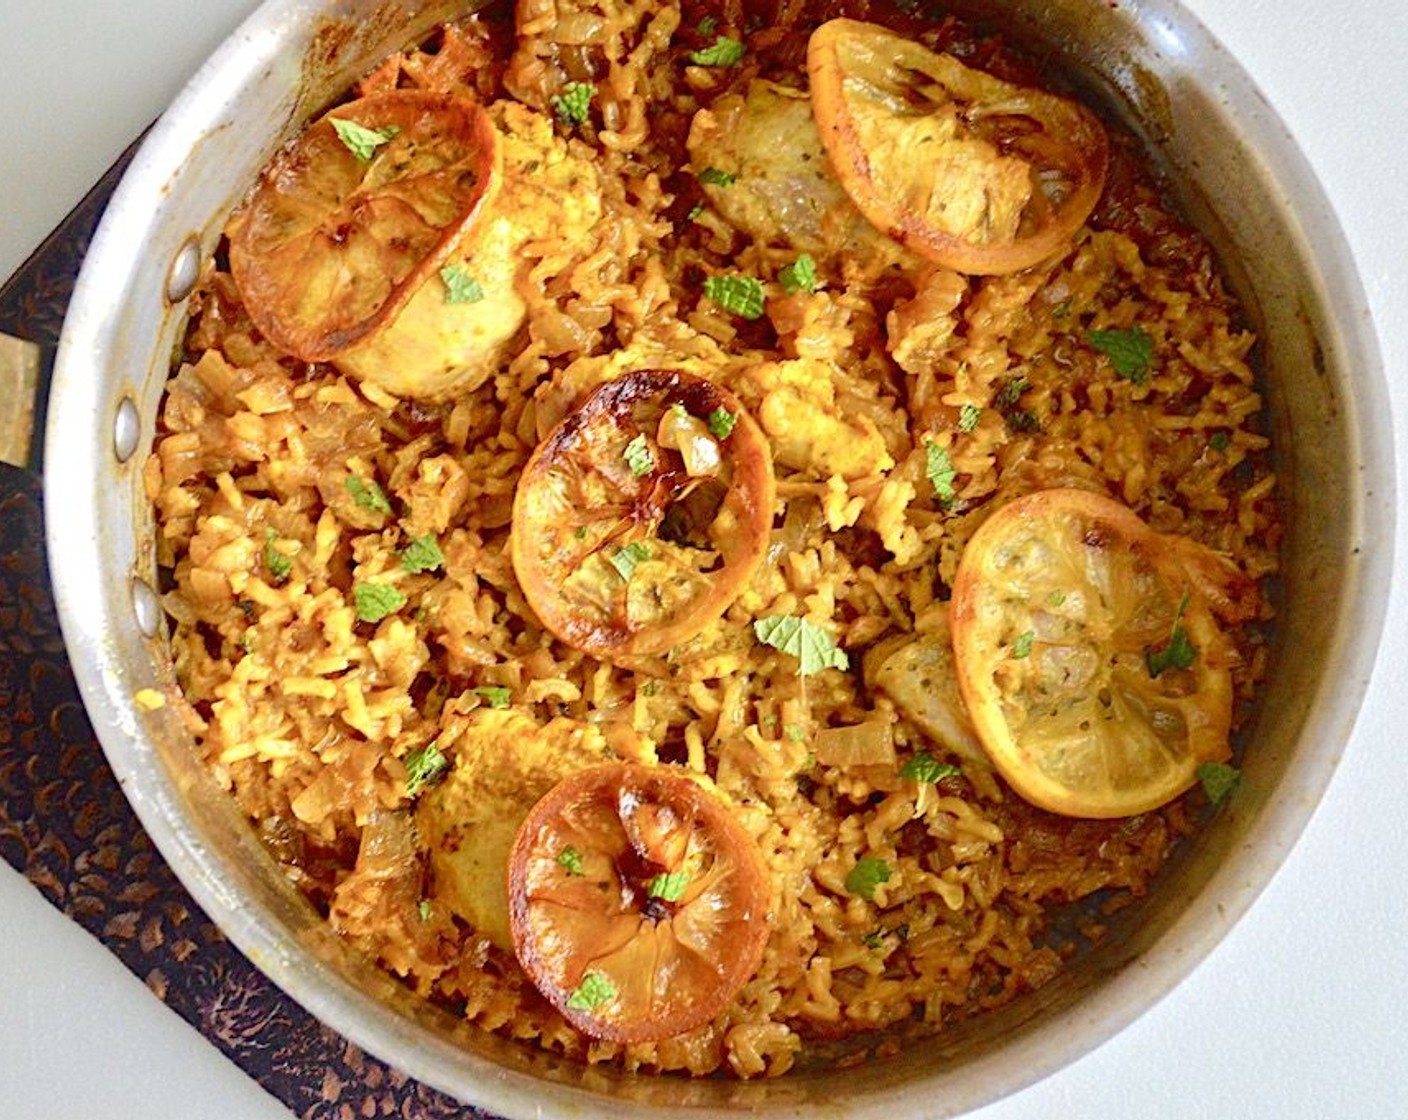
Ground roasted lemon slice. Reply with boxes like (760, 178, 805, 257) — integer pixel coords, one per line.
(951, 488, 1235, 818)
(511, 370, 775, 658)
(508, 763, 771, 1043)
(807, 19, 1108, 275)
(229, 90, 500, 361)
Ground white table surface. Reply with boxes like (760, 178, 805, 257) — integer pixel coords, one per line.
(2, 2, 1404, 1117)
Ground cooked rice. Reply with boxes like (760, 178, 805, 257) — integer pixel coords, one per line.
(148, 0, 1279, 1080)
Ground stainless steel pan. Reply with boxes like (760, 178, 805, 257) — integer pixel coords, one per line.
(12, 0, 1393, 1115)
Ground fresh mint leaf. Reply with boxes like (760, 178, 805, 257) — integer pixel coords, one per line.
(473, 685, 511, 709)
(353, 582, 406, 623)
(440, 262, 484, 305)
(346, 475, 392, 515)
(753, 615, 848, 676)
(1089, 327, 1155, 385)
(900, 752, 961, 784)
(263, 529, 292, 584)
(707, 407, 737, 439)
(703, 274, 765, 320)
(924, 438, 957, 505)
(646, 870, 689, 902)
(1197, 761, 1241, 806)
(330, 117, 399, 161)
(609, 541, 651, 580)
(1147, 590, 1196, 677)
(550, 81, 595, 127)
(400, 533, 445, 573)
(689, 35, 745, 66)
(996, 375, 1030, 408)
(778, 253, 817, 295)
(623, 433, 654, 476)
(697, 166, 736, 187)
(566, 971, 617, 1011)
(845, 857, 891, 901)
(404, 741, 447, 797)
(1149, 626, 1196, 675)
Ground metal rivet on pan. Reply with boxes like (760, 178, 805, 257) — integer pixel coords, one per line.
(113, 396, 141, 462)
(132, 577, 162, 638)
(165, 234, 202, 304)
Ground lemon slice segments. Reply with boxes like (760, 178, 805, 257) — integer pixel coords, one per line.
(510, 370, 775, 658)
(507, 763, 771, 1043)
(951, 488, 1234, 819)
(807, 18, 1109, 275)
(228, 89, 501, 362)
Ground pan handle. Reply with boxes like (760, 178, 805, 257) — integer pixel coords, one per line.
(0, 332, 49, 472)
(0, 136, 145, 476)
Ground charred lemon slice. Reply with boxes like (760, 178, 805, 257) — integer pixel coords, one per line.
(511, 370, 775, 657)
(807, 19, 1108, 275)
(951, 488, 1235, 818)
(508, 763, 771, 1043)
(228, 90, 500, 361)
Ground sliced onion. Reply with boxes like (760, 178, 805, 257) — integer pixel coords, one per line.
(355, 808, 420, 878)
(657, 406, 722, 477)
(813, 721, 895, 767)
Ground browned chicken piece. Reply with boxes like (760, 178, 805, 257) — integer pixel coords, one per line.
(685, 80, 911, 269)
(337, 103, 603, 401)
(417, 709, 613, 950)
